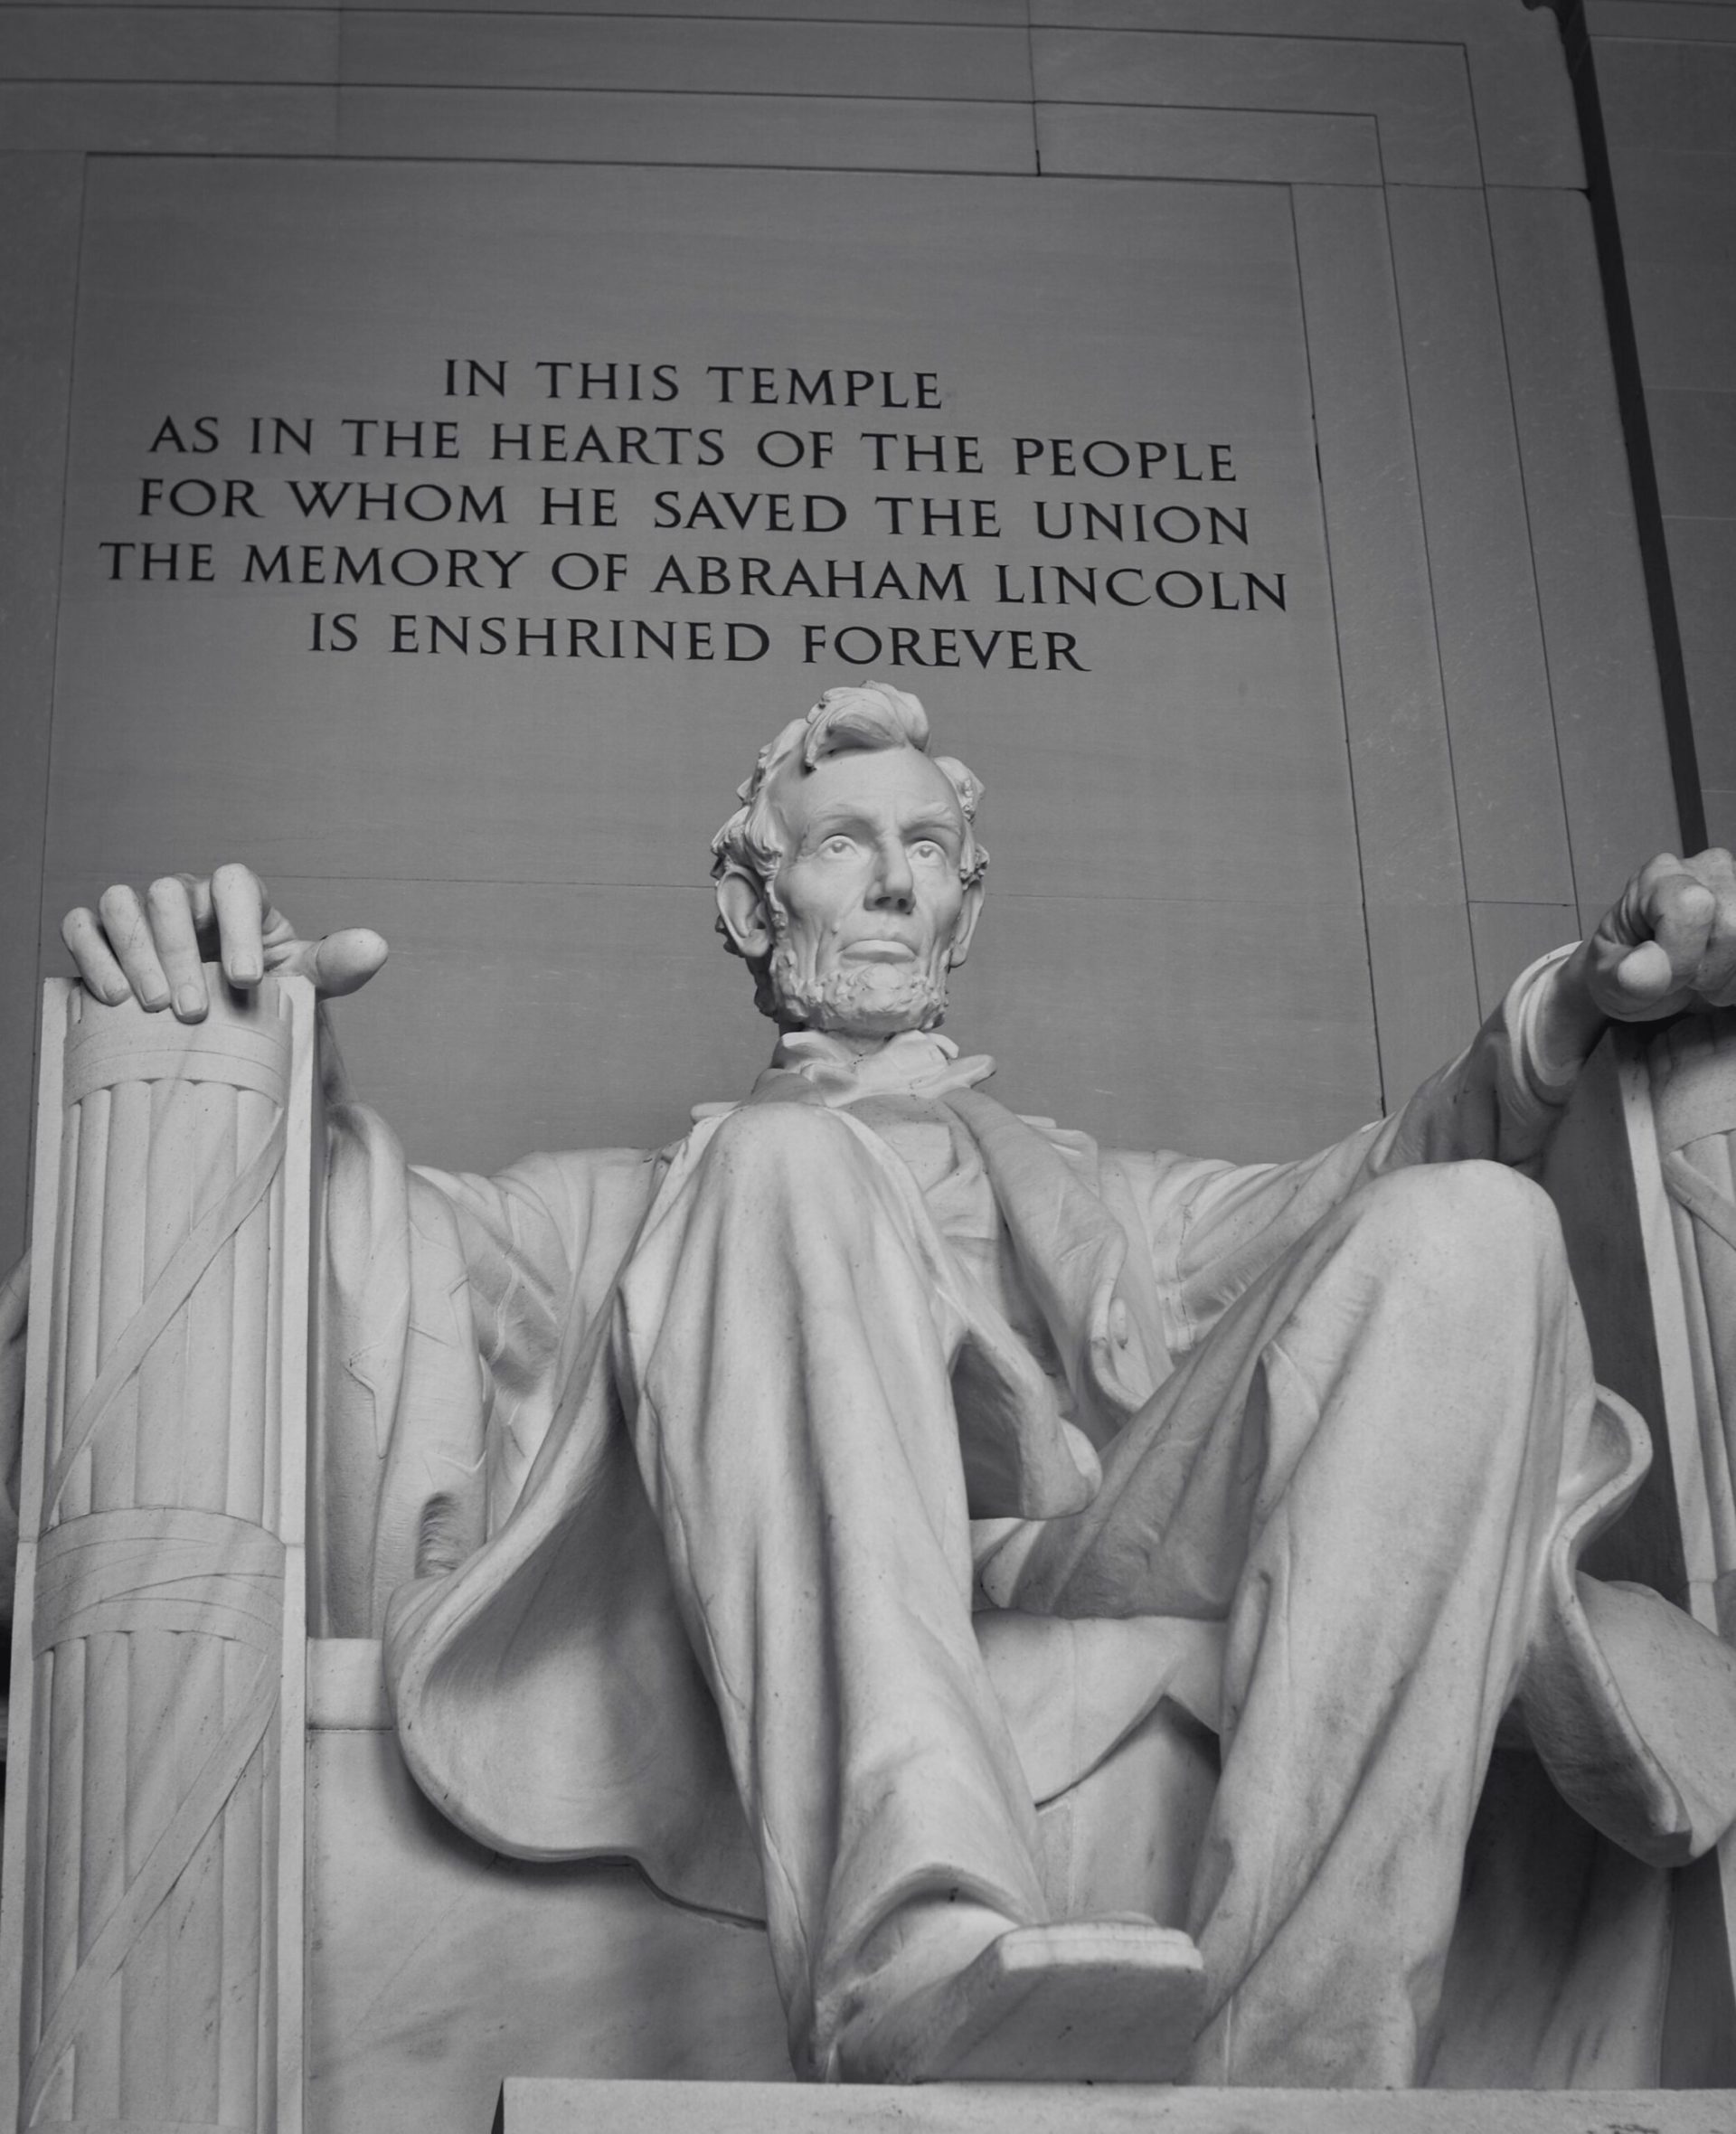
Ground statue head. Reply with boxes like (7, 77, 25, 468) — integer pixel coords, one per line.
(712, 683, 988, 1041)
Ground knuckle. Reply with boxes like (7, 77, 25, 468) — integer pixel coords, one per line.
(1665, 876, 1713, 914)
(97, 888, 141, 940)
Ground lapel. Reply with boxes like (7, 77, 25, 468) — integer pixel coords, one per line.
(942, 1085, 1166, 1435)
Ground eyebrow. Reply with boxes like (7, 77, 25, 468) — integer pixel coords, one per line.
(902, 806, 963, 838)
(802, 805, 874, 840)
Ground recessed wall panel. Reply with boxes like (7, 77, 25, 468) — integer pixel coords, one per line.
(49, 156, 1371, 1166)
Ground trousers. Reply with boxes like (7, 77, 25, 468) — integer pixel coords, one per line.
(611, 1100, 1595, 2084)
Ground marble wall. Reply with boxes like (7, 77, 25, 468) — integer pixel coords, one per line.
(0, 0, 1688, 1270)
(1571, 0, 1736, 858)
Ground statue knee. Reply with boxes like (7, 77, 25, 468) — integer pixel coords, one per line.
(1308, 1166, 1574, 1483)
(1336, 1162, 1567, 1316)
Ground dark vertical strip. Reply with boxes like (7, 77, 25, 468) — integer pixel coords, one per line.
(1552, 0, 1708, 852)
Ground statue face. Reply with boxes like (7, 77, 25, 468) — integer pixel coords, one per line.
(721, 747, 984, 1041)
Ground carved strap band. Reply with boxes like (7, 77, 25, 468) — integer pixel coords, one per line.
(1662, 1149, 1736, 1259)
(22, 1507, 285, 2124)
(63, 1014, 289, 1108)
(33, 1506, 284, 1657)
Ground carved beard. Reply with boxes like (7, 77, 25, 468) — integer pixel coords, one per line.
(765, 936, 951, 1036)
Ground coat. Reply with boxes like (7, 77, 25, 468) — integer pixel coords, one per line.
(308, 959, 1736, 1939)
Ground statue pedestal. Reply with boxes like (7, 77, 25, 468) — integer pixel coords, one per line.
(493, 2079, 1736, 2134)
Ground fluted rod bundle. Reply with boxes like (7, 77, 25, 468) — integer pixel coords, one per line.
(0, 971, 314, 2133)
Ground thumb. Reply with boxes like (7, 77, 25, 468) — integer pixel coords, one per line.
(1610, 938, 1675, 1006)
(280, 929, 389, 998)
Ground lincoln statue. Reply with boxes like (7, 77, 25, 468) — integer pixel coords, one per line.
(41, 681, 1736, 2089)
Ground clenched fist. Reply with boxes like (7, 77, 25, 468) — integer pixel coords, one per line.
(1526, 847, 1736, 1084)
(1578, 848, 1736, 1022)
(61, 864, 386, 1021)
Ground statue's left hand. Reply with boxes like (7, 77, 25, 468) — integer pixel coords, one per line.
(1580, 847, 1736, 1022)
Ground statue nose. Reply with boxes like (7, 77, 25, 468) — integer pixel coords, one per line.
(870, 848, 915, 908)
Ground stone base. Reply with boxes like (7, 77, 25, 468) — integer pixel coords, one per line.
(494, 2081, 1736, 2134)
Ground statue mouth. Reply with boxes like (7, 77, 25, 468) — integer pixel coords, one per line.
(842, 940, 919, 963)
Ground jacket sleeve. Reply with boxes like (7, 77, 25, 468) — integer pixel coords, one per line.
(1126, 947, 1582, 1358)
(318, 1011, 656, 1634)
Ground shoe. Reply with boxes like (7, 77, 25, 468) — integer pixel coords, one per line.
(847, 1917, 1204, 2083)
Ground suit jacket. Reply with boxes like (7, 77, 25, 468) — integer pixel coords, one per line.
(311, 956, 1736, 1927)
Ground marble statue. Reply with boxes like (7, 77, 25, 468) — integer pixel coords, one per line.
(28, 682, 1736, 2091)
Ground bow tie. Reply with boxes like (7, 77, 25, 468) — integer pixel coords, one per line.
(769, 1029, 998, 1103)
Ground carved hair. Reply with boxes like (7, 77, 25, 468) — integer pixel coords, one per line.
(711, 683, 987, 1008)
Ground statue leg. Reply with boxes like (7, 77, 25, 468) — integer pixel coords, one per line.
(1009, 1159, 1590, 2085)
(614, 1103, 1080, 2076)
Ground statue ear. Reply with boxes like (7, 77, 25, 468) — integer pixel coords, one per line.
(715, 867, 774, 960)
(947, 875, 986, 969)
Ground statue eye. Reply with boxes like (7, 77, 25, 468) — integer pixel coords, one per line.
(819, 835, 858, 858)
(910, 840, 946, 864)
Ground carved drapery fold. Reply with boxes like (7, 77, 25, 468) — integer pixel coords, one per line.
(0, 975, 312, 2134)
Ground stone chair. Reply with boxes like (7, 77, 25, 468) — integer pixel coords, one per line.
(2, 977, 1734, 2134)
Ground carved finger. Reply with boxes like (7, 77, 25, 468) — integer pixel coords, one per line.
(279, 929, 388, 1000)
(1610, 939, 1675, 1006)
(146, 875, 207, 1020)
(316, 929, 388, 996)
(210, 864, 268, 987)
(1695, 888, 1736, 1006)
(180, 871, 218, 945)
(97, 884, 171, 1010)
(1628, 852, 1684, 925)
(1647, 873, 1717, 989)
(61, 907, 130, 1005)
(259, 902, 297, 959)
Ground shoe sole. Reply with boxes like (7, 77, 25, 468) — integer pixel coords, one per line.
(882, 1921, 1205, 2084)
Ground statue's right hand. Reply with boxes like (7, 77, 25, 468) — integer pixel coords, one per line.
(61, 864, 387, 1023)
